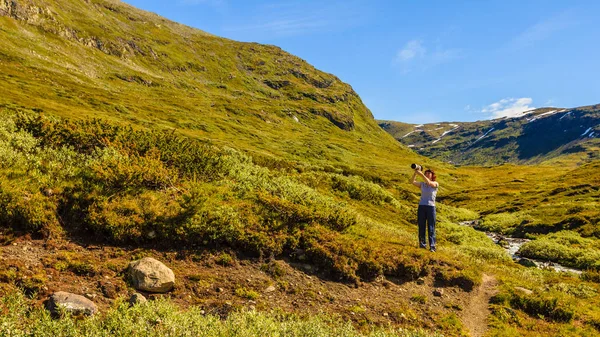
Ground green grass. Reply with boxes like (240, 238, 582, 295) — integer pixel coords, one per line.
(1, 1, 600, 335)
(0, 292, 442, 337)
(518, 231, 600, 270)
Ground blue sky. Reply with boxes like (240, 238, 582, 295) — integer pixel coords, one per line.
(122, 0, 600, 124)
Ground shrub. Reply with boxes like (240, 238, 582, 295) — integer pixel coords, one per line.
(0, 182, 58, 233)
(518, 231, 600, 270)
(0, 291, 443, 336)
(215, 252, 234, 266)
(85, 147, 178, 191)
(234, 287, 260, 300)
(260, 260, 286, 279)
(509, 292, 574, 323)
(410, 295, 427, 304)
(580, 270, 600, 283)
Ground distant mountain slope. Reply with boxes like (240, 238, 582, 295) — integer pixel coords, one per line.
(0, 0, 418, 171)
(379, 105, 600, 166)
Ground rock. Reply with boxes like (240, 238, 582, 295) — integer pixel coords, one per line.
(47, 291, 98, 316)
(128, 257, 175, 293)
(216, 287, 224, 293)
(84, 293, 96, 300)
(517, 258, 537, 268)
(514, 286, 533, 295)
(98, 281, 118, 299)
(264, 285, 276, 293)
(433, 289, 443, 297)
(129, 293, 147, 306)
(383, 312, 389, 317)
(416, 277, 425, 285)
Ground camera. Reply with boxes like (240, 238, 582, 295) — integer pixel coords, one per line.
(411, 163, 422, 171)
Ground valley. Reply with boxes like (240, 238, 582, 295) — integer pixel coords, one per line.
(0, 0, 599, 336)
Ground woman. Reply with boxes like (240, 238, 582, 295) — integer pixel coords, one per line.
(410, 168, 439, 252)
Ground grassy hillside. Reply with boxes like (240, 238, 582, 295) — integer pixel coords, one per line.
(379, 105, 600, 166)
(0, 0, 426, 175)
(1, 1, 600, 336)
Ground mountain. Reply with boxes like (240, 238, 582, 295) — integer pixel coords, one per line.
(0, 0, 419, 172)
(379, 105, 600, 166)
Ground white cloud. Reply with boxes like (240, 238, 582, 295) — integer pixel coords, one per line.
(481, 97, 535, 118)
(393, 39, 461, 73)
(396, 40, 426, 62)
(509, 10, 575, 50)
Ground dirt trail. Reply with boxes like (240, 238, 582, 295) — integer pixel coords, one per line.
(461, 273, 498, 337)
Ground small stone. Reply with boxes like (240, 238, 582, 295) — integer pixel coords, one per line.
(216, 287, 224, 293)
(129, 293, 147, 306)
(249, 305, 256, 311)
(416, 277, 425, 285)
(47, 291, 98, 316)
(383, 312, 389, 317)
(200, 310, 206, 315)
(264, 285, 276, 293)
(433, 289, 443, 297)
(84, 293, 96, 300)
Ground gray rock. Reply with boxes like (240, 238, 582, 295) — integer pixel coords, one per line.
(47, 291, 98, 316)
(264, 285, 276, 293)
(129, 293, 147, 306)
(517, 258, 537, 268)
(128, 257, 175, 293)
(514, 286, 533, 295)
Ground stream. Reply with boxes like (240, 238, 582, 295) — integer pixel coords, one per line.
(458, 220, 582, 275)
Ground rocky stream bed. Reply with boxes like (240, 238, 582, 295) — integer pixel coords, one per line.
(458, 220, 582, 275)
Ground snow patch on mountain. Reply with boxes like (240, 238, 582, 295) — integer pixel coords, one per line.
(559, 111, 572, 120)
(581, 127, 592, 137)
(474, 128, 495, 142)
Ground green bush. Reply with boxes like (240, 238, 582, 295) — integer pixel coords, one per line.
(0, 292, 443, 337)
(509, 292, 574, 323)
(518, 231, 600, 270)
(0, 182, 58, 233)
(580, 269, 600, 283)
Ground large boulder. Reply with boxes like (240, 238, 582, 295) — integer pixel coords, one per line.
(128, 257, 175, 293)
(47, 291, 98, 316)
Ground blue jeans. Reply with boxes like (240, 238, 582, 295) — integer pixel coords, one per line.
(417, 205, 436, 250)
